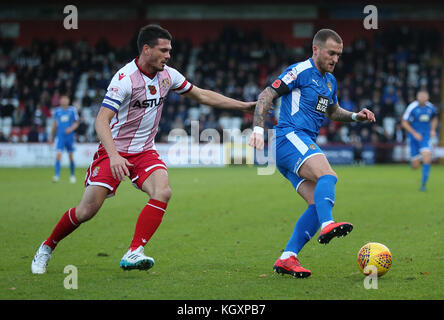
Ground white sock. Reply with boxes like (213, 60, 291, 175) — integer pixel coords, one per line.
(321, 220, 334, 230)
(280, 251, 297, 259)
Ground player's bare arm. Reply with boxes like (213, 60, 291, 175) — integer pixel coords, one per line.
(247, 87, 278, 150)
(327, 103, 376, 123)
(183, 85, 256, 112)
(95, 107, 133, 181)
(430, 116, 438, 137)
(253, 87, 278, 128)
(401, 119, 422, 141)
(65, 120, 79, 134)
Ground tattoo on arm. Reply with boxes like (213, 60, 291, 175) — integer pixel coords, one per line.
(327, 103, 354, 122)
(253, 87, 278, 127)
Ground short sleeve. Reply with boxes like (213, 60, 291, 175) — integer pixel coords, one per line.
(431, 105, 437, 118)
(402, 102, 416, 121)
(72, 107, 79, 121)
(101, 72, 131, 113)
(278, 66, 300, 91)
(168, 67, 193, 94)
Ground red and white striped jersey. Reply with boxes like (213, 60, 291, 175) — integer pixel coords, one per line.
(101, 57, 193, 153)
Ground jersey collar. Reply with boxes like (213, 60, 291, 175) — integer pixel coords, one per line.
(134, 56, 157, 79)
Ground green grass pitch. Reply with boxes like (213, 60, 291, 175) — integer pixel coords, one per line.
(1, 164, 443, 300)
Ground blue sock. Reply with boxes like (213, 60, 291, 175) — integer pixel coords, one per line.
(70, 161, 75, 176)
(421, 164, 431, 187)
(55, 160, 61, 177)
(284, 204, 320, 255)
(314, 174, 337, 225)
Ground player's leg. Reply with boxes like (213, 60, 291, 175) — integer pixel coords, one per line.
(31, 186, 108, 274)
(45, 185, 108, 247)
(33, 148, 120, 274)
(273, 135, 320, 277)
(67, 139, 76, 183)
(282, 180, 319, 257)
(298, 153, 337, 227)
(420, 149, 432, 191)
(120, 152, 170, 271)
(411, 156, 421, 170)
(298, 154, 352, 244)
(53, 137, 64, 182)
(129, 169, 171, 251)
(272, 172, 315, 278)
(410, 138, 421, 170)
(53, 151, 62, 182)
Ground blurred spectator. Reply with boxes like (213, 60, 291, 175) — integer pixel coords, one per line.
(0, 131, 7, 142)
(27, 124, 40, 142)
(75, 114, 88, 143)
(339, 89, 355, 112)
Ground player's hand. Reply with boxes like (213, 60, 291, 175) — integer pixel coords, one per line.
(430, 130, 436, 138)
(248, 132, 265, 150)
(356, 108, 376, 122)
(109, 154, 133, 181)
(242, 101, 257, 113)
(413, 132, 422, 141)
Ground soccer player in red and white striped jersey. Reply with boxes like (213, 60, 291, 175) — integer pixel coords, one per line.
(32, 24, 255, 274)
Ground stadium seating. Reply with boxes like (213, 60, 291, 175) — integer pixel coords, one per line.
(0, 26, 441, 148)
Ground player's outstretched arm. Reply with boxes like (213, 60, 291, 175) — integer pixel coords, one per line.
(248, 87, 278, 150)
(183, 85, 256, 112)
(95, 107, 133, 181)
(327, 103, 376, 123)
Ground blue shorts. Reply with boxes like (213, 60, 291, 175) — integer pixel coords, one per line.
(55, 137, 75, 153)
(274, 130, 323, 191)
(408, 135, 431, 160)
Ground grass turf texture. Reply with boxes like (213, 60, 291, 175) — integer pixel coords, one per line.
(1, 164, 443, 300)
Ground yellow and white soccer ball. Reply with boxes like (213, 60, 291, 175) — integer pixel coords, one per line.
(357, 242, 392, 277)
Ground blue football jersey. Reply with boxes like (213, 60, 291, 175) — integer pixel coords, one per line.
(53, 106, 79, 139)
(275, 58, 338, 139)
(402, 101, 436, 138)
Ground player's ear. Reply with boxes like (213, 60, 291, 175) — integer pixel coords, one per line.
(142, 44, 150, 55)
(312, 44, 319, 56)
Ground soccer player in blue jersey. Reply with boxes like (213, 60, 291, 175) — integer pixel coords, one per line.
(401, 90, 438, 191)
(49, 95, 79, 183)
(248, 29, 375, 278)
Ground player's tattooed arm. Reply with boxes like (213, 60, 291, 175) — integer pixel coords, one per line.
(327, 103, 355, 122)
(253, 87, 278, 127)
(328, 103, 376, 123)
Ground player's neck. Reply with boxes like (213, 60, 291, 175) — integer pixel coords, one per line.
(136, 55, 157, 78)
(311, 56, 326, 76)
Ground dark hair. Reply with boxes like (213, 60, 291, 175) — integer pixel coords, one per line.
(137, 24, 172, 53)
(312, 29, 342, 48)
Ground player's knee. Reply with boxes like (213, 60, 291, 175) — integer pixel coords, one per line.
(317, 170, 337, 182)
(75, 203, 100, 222)
(152, 186, 172, 203)
(422, 153, 432, 164)
(328, 171, 338, 179)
